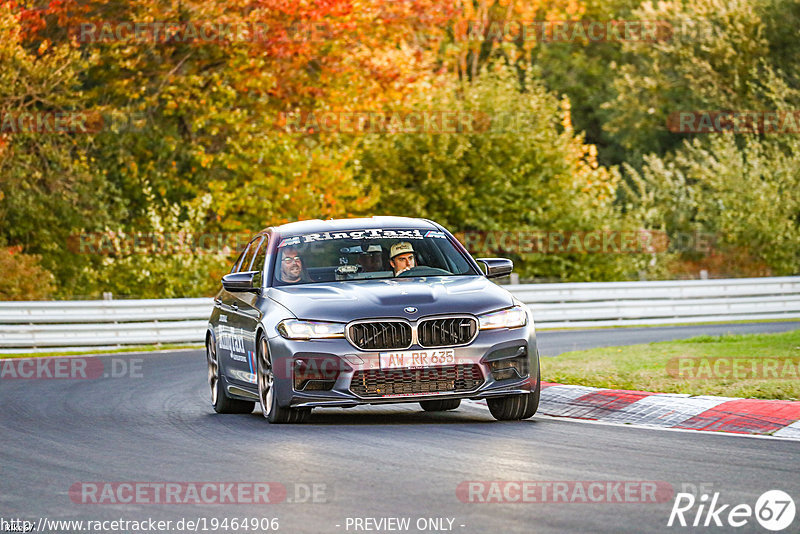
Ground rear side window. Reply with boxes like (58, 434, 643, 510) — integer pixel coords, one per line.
(239, 237, 264, 272)
(251, 236, 269, 273)
(230, 243, 251, 274)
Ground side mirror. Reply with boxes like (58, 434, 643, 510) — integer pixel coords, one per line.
(222, 271, 261, 292)
(475, 258, 513, 279)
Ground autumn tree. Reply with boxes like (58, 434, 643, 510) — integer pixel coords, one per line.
(2, 0, 459, 296)
(0, 1, 124, 294)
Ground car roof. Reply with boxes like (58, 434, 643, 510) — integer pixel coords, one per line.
(264, 216, 440, 236)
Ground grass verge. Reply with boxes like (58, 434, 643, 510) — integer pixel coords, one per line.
(542, 329, 800, 400)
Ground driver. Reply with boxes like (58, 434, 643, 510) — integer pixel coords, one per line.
(278, 246, 308, 284)
(389, 242, 416, 276)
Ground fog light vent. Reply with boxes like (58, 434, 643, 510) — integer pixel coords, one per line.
(489, 356, 528, 381)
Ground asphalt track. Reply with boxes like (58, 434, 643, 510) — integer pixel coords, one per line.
(1, 322, 799, 534)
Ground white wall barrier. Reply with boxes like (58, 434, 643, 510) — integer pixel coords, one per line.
(1, 277, 798, 352)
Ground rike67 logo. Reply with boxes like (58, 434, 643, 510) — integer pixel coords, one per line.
(668, 489, 796, 531)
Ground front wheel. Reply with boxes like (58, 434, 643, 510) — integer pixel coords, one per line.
(256, 334, 310, 424)
(420, 399, 461, 412)
(207, 337, 254, 414)
(487, 374, 540, 421)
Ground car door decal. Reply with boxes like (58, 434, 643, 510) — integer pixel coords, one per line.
(247, 350, 256, 381)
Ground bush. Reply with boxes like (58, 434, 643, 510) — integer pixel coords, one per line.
(623, 135, 800, 277)
(0, 246, 56, 300)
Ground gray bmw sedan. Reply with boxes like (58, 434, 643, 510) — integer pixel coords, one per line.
(206, 216, 540, 423)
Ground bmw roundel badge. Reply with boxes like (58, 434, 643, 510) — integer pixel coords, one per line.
(404, 306, 418, 314)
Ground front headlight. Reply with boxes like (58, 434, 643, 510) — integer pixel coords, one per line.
(277, 319, 346, 340)
(478, 306, 528, 330)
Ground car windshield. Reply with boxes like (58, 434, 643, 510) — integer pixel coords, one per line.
(272, 228, 476, 286)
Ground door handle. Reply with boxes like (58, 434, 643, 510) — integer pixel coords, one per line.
(231, 303, 238, 311)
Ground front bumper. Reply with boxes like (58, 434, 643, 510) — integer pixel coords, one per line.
(267, 326, 539, 409)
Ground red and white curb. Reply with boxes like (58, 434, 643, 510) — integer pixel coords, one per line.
(469, 382, 800, 439)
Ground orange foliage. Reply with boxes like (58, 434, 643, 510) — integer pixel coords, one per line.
(451, 0, 585, 78)
(0, 246, 56, 300)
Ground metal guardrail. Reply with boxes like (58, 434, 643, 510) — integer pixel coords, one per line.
(1, 277, 799, 352)
(514, 276, 800, 327)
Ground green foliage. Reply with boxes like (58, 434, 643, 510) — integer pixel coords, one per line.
(72, 189, 232, 298)
(624, 134, 800, 276)
(604, 0, 800, 160)
(528, 0, 641, 167)
(354, 66, 638, 281)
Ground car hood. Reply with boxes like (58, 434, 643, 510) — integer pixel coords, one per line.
(267, 276, 514, 323)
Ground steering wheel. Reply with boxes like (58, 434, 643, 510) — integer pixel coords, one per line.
(397, 266, 451, 277)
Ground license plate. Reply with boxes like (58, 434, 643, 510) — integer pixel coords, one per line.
(379, 349, 456, 369)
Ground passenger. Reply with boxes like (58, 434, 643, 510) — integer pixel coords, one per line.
(358, 244, 384, 272)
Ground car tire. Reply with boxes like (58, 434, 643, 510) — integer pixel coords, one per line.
(419, 399, 461, 411)
(487, 369, 541, 421)
(256, 333, 310, 424)
(207, 337, 255, 414)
